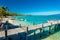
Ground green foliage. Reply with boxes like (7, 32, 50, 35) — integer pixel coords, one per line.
(0, 6, 23, 17)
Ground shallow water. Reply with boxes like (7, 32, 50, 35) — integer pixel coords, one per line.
(13, 15, 60, 25)
(12, 16, 60, 40)
(41, 31, 60, 40)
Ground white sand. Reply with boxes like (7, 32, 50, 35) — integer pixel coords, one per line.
(8, 19, 33, 27)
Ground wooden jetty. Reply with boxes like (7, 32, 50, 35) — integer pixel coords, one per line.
(0, 20, 60, 40)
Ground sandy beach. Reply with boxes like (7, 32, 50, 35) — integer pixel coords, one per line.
(1, 18, 32, 27)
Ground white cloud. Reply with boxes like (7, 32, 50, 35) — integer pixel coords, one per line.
(29, 11, 60, 15)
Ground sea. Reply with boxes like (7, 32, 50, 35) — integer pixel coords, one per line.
(11, 15, 60, 40)
(13, 15, 60, 25)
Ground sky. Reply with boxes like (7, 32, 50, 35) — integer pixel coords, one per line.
(0, 0, 60, 15)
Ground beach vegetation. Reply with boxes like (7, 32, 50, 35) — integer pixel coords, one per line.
(0, 6, 23, 18)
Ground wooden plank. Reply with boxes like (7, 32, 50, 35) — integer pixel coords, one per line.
(0, 20, 60, 38)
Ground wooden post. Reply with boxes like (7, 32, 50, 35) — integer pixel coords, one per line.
(17, 33, 21, 40)
(39, 24, 43, 40)
(25, 27, 28, 40)
(49, 25, 51, 34)
(57, 20, 60, 29)
(49, 23, 52, 34)
(32, 22, 36, 40)
(19, 24, 21, 28)
(40, 28, 42, 40)
(54, 24, 56, 31)
(5, 25, 8, 40)
(34, 29, 37, 40)
(17, 33, 22, 40)
(42, 24, 44, 33)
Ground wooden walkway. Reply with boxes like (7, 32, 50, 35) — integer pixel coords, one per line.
(0, 20, 60, 38)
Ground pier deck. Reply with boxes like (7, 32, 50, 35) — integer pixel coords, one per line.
(0, 20, 60, 38)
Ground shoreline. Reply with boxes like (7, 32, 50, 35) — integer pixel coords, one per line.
(1, 17, 60, 27)
(1, 17, 32, 27)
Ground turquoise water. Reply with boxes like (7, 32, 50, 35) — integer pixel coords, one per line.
(13, 15, 60, 40)
(13, 15, 60, 25)
(0, 16, 60, 40)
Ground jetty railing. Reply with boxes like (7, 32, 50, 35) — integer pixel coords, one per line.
(0, 20, 60, 40)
